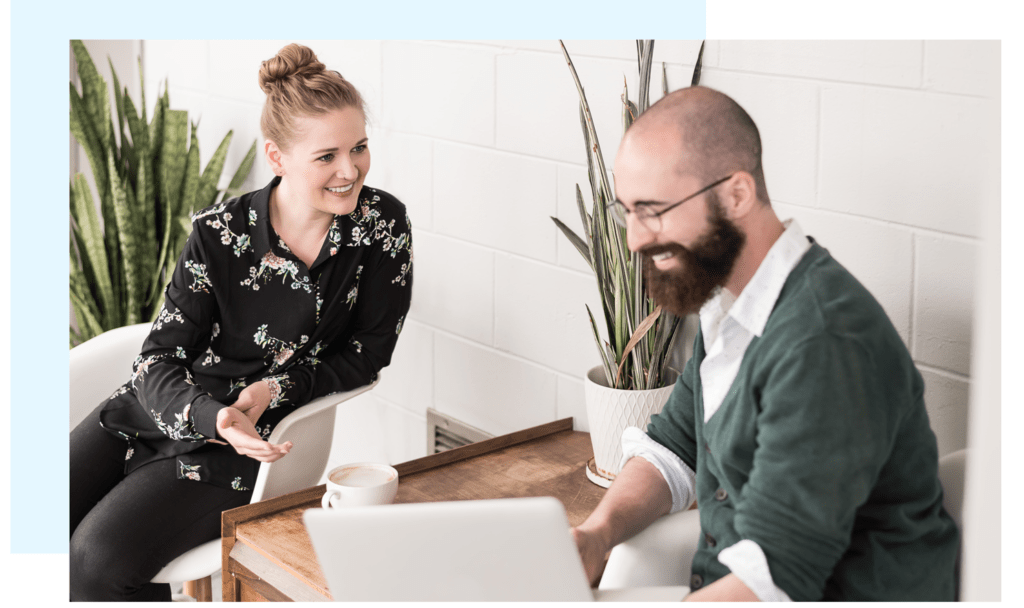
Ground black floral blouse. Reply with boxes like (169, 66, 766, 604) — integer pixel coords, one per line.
(98, 177, 413, 491)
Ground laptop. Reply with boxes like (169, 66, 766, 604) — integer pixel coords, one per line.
(303, 496, 688, 602)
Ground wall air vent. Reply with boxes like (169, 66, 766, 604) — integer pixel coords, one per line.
(426, 408, 493, 454)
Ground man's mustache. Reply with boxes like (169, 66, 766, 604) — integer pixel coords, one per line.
(638, 243, 689, 261)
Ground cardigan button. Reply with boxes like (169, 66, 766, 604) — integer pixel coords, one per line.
(704, 442, 711, 454)
(690, 573, 704, 589)
(715, 488, 728, 501)
(704, 532, 717, 548)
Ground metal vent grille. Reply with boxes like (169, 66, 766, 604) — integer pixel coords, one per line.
(427, 408, 493, 454)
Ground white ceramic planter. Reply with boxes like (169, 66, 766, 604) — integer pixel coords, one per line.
(583, 365, 675, 487)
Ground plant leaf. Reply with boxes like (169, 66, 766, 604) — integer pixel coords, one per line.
(560, 41, 614, 207)
(160, 109, 189, 220)
(70, 174, 115, 326)
(108, 149, 144, 325)
(226, 140, 258, 192)
(586, 305, 615, 387)
(550, 217, 592, 269)
(71, 40, 111, 150)
(615, 306, 662, 387)
(180, 120, 202, 217)
(69, 82, 109, 199)
(691, 40, 705, 87)
(197, 130, 233, 210)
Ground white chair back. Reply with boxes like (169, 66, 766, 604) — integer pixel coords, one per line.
(69, 323, 151, 430)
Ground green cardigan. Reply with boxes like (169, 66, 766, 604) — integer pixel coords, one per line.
(647, 241, 959, 601)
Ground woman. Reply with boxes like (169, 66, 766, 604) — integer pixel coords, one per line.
(69, 43, 413, 601)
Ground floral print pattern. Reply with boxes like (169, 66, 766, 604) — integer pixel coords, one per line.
(205, 211, 252, 257)
(327, 216, 343, 256)
(178, 460, 202, 481)
(347, 195, 413, 286)
(262, 373, 293, 409)
(99, 179, 412, 492)
(185, 260, 212, 293)
(153, 305, 185, 331)
(151, 402, 203, 441)
(191, 203, 227, 223)
(254, 325, 309, 373)
(240, 250, 312, 293)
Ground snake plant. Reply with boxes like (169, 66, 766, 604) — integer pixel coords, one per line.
(552, 40, 705, 390)
(69, 40, 257, 347)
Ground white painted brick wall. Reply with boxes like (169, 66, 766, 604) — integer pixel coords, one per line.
(138, 40, 995, 466)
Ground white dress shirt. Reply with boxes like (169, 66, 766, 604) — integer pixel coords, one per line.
(621, 219, 811, 601)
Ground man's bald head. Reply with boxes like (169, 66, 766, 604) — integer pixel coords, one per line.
(626, 86, 769, 203)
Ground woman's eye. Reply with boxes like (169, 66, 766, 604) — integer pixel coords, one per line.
(352, 145, 367, 154)
(317, 153, 334, 162)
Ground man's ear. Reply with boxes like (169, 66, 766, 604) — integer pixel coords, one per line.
(722, 171, 759, 220)
(265, 140, 285, 176)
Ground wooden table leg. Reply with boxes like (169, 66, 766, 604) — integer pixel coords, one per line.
(184, 576, 213, 602)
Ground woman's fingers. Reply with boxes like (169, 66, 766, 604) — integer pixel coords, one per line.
(219, 420, 291, 462)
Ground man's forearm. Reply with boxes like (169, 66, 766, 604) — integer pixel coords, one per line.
(577, 456, 673, 548)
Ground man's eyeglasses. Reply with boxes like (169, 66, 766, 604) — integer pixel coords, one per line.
(607, 173, 734, 231)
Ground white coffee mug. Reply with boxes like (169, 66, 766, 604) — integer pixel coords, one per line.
(321, 462, 399, 509)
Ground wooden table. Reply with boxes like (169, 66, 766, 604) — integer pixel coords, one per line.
(221, 418, 606, 601)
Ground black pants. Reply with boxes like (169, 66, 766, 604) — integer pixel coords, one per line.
(70, 403, 252, 601)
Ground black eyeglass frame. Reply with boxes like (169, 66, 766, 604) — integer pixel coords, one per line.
(608, 173, 735, 230)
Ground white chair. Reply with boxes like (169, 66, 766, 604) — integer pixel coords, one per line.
(70, 322, 380, 601)
(600, 449, 969, 598)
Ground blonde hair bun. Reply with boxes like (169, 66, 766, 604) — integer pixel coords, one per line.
(258, 43, 365, 150)
(258, 43, 329, 94)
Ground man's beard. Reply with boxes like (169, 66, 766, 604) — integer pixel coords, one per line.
(641, 193, 746, 317)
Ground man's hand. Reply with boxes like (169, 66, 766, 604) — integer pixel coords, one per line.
(215, 406, 292, 463)
(231, 381, 273, 426)
(568, 457, 673, 587)
(570, 526, 611, 586)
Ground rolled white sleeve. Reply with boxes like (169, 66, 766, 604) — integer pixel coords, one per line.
(717, 539, 793, 601)
(620, 426, 697, 513)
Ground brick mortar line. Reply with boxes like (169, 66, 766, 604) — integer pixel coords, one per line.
(774, 202, 982, 243)
(411, 228, 598, 280)
(915, 362, 972, 383)
(699, 66, 995, 100)
(412, 319, 586, 381)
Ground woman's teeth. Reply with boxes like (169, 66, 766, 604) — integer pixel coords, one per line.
(326, 184, 354, 193)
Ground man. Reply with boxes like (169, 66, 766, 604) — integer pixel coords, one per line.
(571, 86, 959, 601)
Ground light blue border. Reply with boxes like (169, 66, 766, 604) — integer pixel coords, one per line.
(12, 0, 706, 553)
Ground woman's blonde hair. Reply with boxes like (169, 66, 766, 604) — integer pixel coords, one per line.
(258, 43, 365, 150)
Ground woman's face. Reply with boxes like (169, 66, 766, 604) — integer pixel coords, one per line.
(270, 105, 370, 217)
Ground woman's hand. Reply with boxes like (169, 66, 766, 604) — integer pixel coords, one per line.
(231, 381, 273, 426)
(214, 406, 292, 463)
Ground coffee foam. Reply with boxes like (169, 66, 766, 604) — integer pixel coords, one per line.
(330, 465, 395, 487)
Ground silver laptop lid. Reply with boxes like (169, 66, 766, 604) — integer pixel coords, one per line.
(303, 496, 594, 601)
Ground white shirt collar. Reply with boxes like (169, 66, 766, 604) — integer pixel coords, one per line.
(700, 219, 811, 342)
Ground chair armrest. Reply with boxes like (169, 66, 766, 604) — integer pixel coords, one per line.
(250, 374, 382, 501)
(599, 507, 702, 590)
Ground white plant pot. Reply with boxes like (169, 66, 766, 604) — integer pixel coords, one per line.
(583, 365, 675, 487)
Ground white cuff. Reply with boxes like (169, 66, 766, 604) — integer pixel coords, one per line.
(717, 539, 792, 602)
(619, 427, 696, 514)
